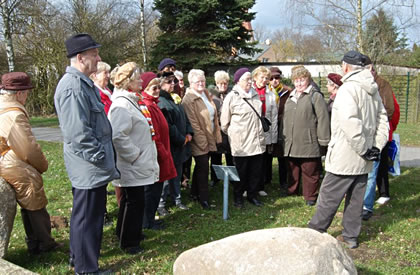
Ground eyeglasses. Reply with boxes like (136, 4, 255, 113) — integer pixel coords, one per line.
(164, 79, 176, 84)
(270, 76, 281, 81)
(151, 85, 161, 90)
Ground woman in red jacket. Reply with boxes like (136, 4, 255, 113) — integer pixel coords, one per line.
(141, 72, 177, 229)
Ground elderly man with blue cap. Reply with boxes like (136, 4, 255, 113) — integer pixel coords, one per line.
(54, 33, 120, 274)
(308, 51, 389, 249)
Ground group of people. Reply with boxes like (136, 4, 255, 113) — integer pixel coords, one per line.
(0, 32, 398, 274)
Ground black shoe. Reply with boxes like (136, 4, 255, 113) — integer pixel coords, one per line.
(149, 222, 165, 230)
(201, 201, 211, 209)
(247, 198, 263, 207)
(76, 269, 113, 275)
(123, 246, 144, 255)
(306, 200, 316, 206)
(362, 210, 373, 221)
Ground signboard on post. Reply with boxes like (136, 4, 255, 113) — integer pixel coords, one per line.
(212, 165, 239, 220)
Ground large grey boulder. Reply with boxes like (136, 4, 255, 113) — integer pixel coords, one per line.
(0, 258, 38, 274)
(0, 177, 17, 258)
(173, 227, 357, 275)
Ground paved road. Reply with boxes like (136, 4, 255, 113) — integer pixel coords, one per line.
(32, 127, 420, 168)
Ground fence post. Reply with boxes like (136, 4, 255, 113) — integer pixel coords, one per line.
(406, 72, 410, 123)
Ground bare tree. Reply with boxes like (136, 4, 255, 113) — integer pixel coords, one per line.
(284, 0, 416, 53)
(0, 0, 21, 71)
(139, 0, 147, 67)
(253, 23, 271, 43)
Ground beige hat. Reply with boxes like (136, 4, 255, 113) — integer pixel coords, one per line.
(113, 62, 138, 87)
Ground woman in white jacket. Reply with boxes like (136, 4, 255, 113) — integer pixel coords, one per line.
(108, 62, 159, 254)
(252, 66, 278, 196)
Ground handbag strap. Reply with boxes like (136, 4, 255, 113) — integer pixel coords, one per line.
(234, 91, 263, 120)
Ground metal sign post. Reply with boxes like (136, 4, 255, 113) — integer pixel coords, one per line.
(212, 165, 240, 220)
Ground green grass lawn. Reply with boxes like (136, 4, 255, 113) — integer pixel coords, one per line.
(4, 141, 420, 274)
(29, 116, 59, 128)
(395, 123, 420, 147)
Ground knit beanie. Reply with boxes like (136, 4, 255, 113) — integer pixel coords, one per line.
(327, 73, 343, 87)
(141, 72, 157, 92)
(158, 58, 176, 71)
(233, 67, 250, 84)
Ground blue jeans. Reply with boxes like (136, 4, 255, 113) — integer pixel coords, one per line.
(159, 162, 182, 207)
(363, 159, 380, 212)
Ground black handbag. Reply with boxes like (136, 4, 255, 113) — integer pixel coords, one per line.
(243, 98, 271, 132)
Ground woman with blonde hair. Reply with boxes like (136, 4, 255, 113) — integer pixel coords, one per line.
(252, 66, 278, 196)
(90, 61, 112, 114)
(282, 65, 330, 206)
(108, 62, 159, 254)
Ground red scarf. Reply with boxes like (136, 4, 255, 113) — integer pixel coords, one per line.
(130, 91, 156, 139)
(254, 84, 266, 116)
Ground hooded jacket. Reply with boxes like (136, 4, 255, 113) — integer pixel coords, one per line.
(220, 85, 266, 157)
(0, 95, 48, 210)
(326, 69, 389, 175)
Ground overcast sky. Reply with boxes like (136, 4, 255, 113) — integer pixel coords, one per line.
(250, 0, 420, 46)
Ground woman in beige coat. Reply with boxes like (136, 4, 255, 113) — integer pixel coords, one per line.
(182, 69, 221, 209)
(0, 72, 58, 254)
(220, 68, 266, 208)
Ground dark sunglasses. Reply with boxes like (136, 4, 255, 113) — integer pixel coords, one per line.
(270, 76, 281, 81)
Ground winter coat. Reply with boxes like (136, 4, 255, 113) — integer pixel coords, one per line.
(262, 86, 278, 145)
(282, 85, 330, 158)
(54, 66, 120, 189)
(326, 69, 389, 175)
(181, 88, 222, 156)
(0, 96, 48, 210)
(142, 92, 177, 182)
(95, 84, 112, 115)
(158, 90, 193, 164)
(220, 85, 266, 157)
(108, 89, 159, 186)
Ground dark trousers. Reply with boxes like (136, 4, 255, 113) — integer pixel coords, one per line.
(288, 157, 320, 201)
(70, 186, 106, 274)
(21, 207, 56, 251)
(143, 181, 164, 228)
(191, 154, 209, 203)
(183, 156, 192, 181)
(210, 152, 234, 181)
(116, 186, 144, 249)
(233, 154, 264, 200)
(308, 172, 367, 240)
(377, 142, 391, 197)
(260, 152, 273, 191)
(278, 156, 288, 187)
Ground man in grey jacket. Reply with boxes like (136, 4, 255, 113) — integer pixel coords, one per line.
(308, 51, 389, 249)
(54, 33, 120, 274)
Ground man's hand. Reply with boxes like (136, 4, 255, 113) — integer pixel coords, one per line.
(362, 147, 380, 161)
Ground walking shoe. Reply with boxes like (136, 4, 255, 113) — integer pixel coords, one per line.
(336, 235, 358, 249)
(258, 190, 268, 196)
(75, 269, 112, 275)
(376, 197, 390, 205)
(123, 246, 144, 255)
(157, 207, 169, 216)
(362, 210, 373, 221)
(247, 197, 263, 207)
(176, 203, 189, 210)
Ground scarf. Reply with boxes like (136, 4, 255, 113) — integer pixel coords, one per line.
(132, 91, 156, 139)
(254, 84, 266, 116)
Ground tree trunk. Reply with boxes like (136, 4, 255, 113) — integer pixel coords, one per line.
(0, 1, 15, 72)
(139, 0, 147, 68)
(357, 0, 363, 53)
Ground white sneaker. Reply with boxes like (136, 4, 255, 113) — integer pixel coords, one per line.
(376, 197, 390, 205)
(243, 191, 247, 197)
(258, 190, 268, 196)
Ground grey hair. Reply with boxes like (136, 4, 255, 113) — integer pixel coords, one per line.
(188, 69, 205, 84)
(343, 61, 364, 71)
(96, 62, 111, 74)
(214, 70, 230, 84)
(70, 56, 77, 66)
(174, 70, 183, 79)
(0, 89, 17, 95)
